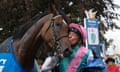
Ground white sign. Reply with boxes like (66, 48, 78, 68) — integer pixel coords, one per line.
(88, 28, 99, 45)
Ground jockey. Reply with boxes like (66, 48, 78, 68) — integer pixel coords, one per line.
(59, 23, 94, 72)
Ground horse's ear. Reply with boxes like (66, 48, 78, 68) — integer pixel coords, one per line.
(48, 3, 58, 15)
(66, 13, 71, 18)
(65, 13, 72, 24)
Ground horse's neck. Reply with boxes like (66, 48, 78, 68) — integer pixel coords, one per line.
(36, 40, 52, 59)
(12, 14, 53, 71)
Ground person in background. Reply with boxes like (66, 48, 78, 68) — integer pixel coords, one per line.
(59, 23, 94, 72)
(105, 57, 120, 72)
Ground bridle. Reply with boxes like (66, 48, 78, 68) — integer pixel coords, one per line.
(45, 14, 68, 54)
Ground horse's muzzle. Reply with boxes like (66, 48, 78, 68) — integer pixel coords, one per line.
(57, 47, 72, 58)
(63, 48, 72, 57)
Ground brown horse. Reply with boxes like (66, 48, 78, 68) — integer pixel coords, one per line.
(0, 5, 71, 72)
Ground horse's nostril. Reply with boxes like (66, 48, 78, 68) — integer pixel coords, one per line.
(64, 48, 69, 52)
(69, 48, 72, 52)
(65, 47, 72, 52)
(63, 48, 72, 57)
(57, 47, 72, 57)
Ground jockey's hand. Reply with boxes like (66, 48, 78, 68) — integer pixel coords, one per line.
(41, 56, 58, 72)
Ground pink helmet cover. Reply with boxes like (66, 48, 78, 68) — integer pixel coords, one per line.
(69, 23, 87, 43)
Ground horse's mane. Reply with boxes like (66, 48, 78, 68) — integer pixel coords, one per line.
(13, 10, 70, 40)
(13, 12, 49, 40)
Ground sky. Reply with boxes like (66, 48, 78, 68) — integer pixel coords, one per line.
(104, 0, 120, 53)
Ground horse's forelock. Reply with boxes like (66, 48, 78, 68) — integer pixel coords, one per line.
(53, 15, 67, 26)
(53, 15, 61, 19)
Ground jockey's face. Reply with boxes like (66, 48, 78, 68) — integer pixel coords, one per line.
(68, 31, 80, 45)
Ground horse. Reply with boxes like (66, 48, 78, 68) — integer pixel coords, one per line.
(0, 5, 72, 72)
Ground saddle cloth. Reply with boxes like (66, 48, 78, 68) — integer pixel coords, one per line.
(0, 37, 26, 72)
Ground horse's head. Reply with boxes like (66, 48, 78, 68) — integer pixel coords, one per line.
(39, 14, 72, 57)
(36, 4, 72, 57)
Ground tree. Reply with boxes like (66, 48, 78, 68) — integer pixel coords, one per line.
(0, 0, 120, 43)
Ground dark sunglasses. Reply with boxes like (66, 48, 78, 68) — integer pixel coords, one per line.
(69, 27, 84, 43)
(69, 27, 80, 35)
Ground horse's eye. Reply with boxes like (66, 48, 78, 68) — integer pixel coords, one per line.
(56, 23, 61, 27)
